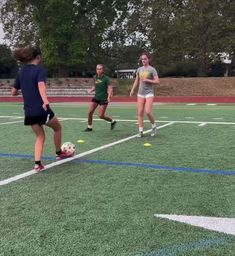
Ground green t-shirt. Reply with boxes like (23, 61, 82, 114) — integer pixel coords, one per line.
(94, 75, 110, 101)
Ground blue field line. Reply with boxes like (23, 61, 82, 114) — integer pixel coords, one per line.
(0, 152, 235, 176)
(0, 152, 54, 160)
(134, 237, 230, 256)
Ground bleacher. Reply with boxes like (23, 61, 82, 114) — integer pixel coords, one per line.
(0, 78, 118, 96)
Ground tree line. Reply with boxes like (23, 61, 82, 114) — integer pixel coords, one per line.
(0, 0, 234, 78)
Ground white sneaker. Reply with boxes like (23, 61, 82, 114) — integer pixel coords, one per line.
(137, 131, 143, 138)
(151, 126, 157, 137)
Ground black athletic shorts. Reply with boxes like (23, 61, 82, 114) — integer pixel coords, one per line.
(24, 106, 55, 126)
(92, 97, 108, 105)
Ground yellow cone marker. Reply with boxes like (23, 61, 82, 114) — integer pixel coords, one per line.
(77, 139, 85, 144)
(144, 143, 152, 147)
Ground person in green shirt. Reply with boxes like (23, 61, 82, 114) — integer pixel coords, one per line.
(84, 64, 117, 131)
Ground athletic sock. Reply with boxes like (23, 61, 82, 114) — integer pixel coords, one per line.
(56, 150, 62, 155)
(139, 127, 143, 132)
(35, 160, 42, 165)
(88, 125, 92, 129)
(152, 123, 156, 129)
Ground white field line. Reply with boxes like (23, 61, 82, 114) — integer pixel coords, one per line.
(155, 214, 235, 236)
(198, 122, 207, 127)
(0, 116, 23, 119)
(0, 122, 175, 187)
(50, 118, 235, 126)
(0, 121, 22, 125)
(1, 115, 235, 125)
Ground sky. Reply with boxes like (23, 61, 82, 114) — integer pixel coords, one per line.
(0, 22, 5, 43)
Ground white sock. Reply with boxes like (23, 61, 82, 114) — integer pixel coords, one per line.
(88, 125, 92, 129)
(139, 127, 143, 132)
(151, 123, 156, 129)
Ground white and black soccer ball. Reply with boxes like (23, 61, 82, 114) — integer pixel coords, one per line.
(61, 142, 76, 155)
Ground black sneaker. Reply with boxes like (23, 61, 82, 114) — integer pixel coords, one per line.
(84, 127, 93, 132)
(111, 120, 117, 130)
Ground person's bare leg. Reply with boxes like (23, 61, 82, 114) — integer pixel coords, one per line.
(46, 116, 62, 152)
(145, 97, 157, 136)
(145, 97, 155, 124)
(88, 102, 98, 127)
(137, 97, 145, 137)
(98, 105, 112, 122)
(31, 124, 45, 162)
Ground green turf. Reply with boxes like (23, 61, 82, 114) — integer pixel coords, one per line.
(0, 102, 234, 256)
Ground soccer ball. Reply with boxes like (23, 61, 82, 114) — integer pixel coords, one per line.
(61, 142, 76, 155)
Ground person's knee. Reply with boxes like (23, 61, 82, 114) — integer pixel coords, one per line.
(53, 121, 62, 132)
(56, 122, 62, 132)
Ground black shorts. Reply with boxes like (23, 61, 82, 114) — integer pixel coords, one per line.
(24, 107, 55, 126)
(92, 98, 108, 105)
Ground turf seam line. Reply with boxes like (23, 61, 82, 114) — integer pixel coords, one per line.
(0, 122, 175, 186)
(1, 115, 235, 125)
(0, 121, 23, 125)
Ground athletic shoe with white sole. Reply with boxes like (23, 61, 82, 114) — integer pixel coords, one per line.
(56, 151, 74, 160)
(34, 164, 44, 172)
(151, 126, 157, 137)
(137, 131, 144, 138)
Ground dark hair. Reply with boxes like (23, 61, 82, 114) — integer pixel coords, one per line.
(12, 46, 41, 63)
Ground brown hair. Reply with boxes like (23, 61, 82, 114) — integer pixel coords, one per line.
(140, 52, 152, 62)
(12, 46, 41, 63)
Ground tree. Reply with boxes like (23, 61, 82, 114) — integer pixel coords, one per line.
(0, 44, 18, 78)
(0, 0, 129, 76)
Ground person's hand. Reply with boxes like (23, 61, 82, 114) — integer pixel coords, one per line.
(130, 89, 134, 96)
(87, 88, 93, 94)
(43, 103, 49, 111)
(140, 77, 148, 82)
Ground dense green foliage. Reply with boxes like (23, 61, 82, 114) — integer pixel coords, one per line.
(0, 0, 234, 77)
(0, 44, 18, 78)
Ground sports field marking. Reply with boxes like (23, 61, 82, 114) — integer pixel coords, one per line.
(185, 116, 194, 119)
(198, 122, 207, 127)
(2, 115, 235, 126)
(1, 153, 234, 176)
(79, 159, 235, 176)
(0, 120, 22, 125)
(207, 104, 217, 106)
(155, 214, 235, 236)
(0, 116, 23, 119)
(135, 238, 228, 256)
(187, 103, 197, 105)
(0, 122, 175, 186)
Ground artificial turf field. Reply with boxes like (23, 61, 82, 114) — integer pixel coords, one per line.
(0, 102, 234, 256)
